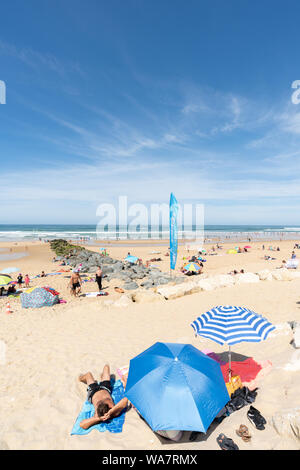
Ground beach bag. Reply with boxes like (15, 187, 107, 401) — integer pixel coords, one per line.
(225, 375, 242, 397)
(156, 430, 183, 442)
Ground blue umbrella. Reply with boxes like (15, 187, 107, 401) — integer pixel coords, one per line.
(125, 255, 138, 264)
(125, 342, 229, 433)
(191, 305, 275, 379)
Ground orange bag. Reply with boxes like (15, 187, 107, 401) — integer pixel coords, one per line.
(226, 375, 242, 396)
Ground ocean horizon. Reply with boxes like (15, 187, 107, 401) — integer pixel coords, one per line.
(1, 224, 300, 242)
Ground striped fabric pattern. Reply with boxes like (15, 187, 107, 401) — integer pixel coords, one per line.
(191, 305, 275, 346)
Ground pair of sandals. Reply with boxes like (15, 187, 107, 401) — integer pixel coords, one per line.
(236, 424, 251, 442)
(247, 405, 267, 430)
(217, 425, 251, 450)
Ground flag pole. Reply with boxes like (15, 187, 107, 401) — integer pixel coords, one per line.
(169, 193, 178, 281)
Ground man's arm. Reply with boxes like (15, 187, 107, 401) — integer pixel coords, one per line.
(103, 397, 129, 420)
(79, 416, 102, 429)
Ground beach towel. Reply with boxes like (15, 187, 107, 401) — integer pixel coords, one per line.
(221, 358, 262, 383)
(84, 292, 108, 297)
(71, 379, 126, 435)
(117, 365, 129, 378)
(243, 360, 272, 391)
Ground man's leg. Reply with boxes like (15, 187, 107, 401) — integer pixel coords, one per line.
(79, 372, 96, 385)
(100, 364, 110, 381)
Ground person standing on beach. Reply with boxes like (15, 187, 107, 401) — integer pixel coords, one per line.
(69, 270, 82, 297)
(24, 274, 30, 288)
(17, 273, 23, 288)
(95, 266, 103, 292)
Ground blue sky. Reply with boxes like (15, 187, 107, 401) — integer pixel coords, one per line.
(1, 0, 300, 224)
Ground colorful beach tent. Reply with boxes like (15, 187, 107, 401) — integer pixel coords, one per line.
(183, 262, 201, 272)
(125, 342, 229, 433)
(191, 306, 275, 380)
(0, 274, 13, 286)
(125, 255, 138, 264)
(20, 287, 59, 308)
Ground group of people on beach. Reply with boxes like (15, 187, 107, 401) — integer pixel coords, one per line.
(69, 266, 103, 297)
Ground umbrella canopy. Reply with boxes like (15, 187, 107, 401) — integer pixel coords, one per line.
(125, 342, 230, 433)
(244, 246, 251, 249)
(183, 262, 201, 272)
(191, 306, 275, 380)
(125, 255, 138, 264)
(0, 274, 13, 286)
(227, 249, 237, 254)
(1, 267, 20, 274)
(191, 306, 275, 345)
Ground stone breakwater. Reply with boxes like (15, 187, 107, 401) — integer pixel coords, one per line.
(50, 239, 185, 291)
(155, 269, 300, 300)
(102, 268, 300, 308)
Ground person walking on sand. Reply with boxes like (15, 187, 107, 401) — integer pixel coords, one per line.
(69, 270, 82, 297)
(95, 266, 103, 292)
(78, 365, 128, 430)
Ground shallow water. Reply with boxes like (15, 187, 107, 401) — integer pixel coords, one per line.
(0, 252, 29, 261)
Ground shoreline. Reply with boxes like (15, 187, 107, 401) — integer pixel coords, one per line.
(1, 236, 300, 249)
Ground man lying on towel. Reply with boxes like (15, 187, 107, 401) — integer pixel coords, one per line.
(78, 365, 128, 429)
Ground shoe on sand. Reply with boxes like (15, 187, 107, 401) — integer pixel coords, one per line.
(247, 405, 266, 430)
(217, 433, 239, 450)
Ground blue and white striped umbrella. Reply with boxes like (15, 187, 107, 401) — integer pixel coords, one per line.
(191, 306, 275, 379)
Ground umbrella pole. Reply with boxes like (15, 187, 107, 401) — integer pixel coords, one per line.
(228, 345, 232, 381)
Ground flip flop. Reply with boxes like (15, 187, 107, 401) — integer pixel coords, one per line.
(247, 406, 266, 430)
(236, 424, 251, 442)
(217, 433, 239, 450)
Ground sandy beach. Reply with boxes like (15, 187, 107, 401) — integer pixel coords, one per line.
(0, 239, 299, 450)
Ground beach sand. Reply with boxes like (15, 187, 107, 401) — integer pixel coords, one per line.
(0, 239, 300, 450)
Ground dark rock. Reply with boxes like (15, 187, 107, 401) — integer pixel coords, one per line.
(123, 281, 139, 290)
(140, 280, 154, 289)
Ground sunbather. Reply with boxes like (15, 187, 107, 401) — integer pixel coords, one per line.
(78, 365, 128, 430)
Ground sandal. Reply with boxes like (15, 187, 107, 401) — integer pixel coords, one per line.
(247, 405, 266, 430)
(236, 424, 251, 442)
(217, 433, 239, 450)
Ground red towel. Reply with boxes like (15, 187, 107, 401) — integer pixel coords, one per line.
(221, 358, 262, 382)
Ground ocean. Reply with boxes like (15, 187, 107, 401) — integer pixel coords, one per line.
(0, 224, 300, 243)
